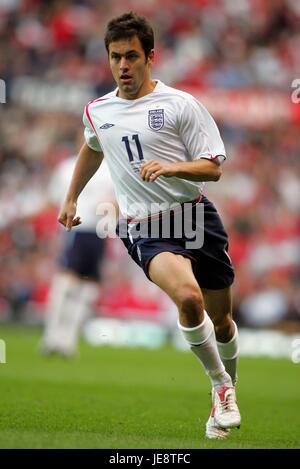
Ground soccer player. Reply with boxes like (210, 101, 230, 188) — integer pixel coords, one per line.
(58, 12, 241, 437)
(40, 155, 114, 357)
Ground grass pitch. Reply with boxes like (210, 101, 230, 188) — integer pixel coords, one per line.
(0, 324, 299, 449)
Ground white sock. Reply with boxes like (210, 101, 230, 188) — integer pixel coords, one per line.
(178, 311, 232, 388)
(41, 273, 79, 350)
(217, 321, 239, 386)
(57, 280, 99, 355)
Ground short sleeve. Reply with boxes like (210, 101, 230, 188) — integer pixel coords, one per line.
(83, 105, 102, 152)
(178, 97, 226, 164)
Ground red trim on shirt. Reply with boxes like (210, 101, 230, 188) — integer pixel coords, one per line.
(85, 103, 96, 133)
(88, 97, 109, 104)
(85, 98, 109, 132)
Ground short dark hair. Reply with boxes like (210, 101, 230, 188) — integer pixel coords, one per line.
(104, 12, 154, 58)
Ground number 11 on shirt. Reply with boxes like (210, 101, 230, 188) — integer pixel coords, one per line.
(122, 134, 144, 162)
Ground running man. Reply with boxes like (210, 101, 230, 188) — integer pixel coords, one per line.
(58, 12, 241, 438)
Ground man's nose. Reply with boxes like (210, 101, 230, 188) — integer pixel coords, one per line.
(119, 57, 129, 70)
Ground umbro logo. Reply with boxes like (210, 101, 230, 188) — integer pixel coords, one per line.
(99, 123, 115, 129)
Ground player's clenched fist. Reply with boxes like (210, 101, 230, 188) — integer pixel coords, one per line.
(140, 160, 177, 182)
(58, 200, 82, 231)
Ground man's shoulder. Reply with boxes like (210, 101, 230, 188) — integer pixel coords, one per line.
(156, 81, 197, 104)
(85, 90, 116, 109)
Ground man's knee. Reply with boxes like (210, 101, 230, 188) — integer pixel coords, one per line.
(176, 286, 203, 313)
(212, 314, 233, 341)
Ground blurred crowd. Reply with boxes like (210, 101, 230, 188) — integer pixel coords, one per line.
(0, 0, 299, 330)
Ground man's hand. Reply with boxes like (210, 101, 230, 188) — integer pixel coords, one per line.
(141, 158, 222, 183)
(140, 160, 177, 182)
(58, 200, 82, 231)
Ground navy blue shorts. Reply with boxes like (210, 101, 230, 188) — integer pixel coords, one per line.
(59, 231, 105, 281)
(116, 195, 234, 290)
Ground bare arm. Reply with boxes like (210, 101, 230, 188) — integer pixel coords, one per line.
(58, 142, 104, 231)
(140, 158, 222, 183)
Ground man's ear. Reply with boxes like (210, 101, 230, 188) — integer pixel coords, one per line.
(147, 49, 155, 64)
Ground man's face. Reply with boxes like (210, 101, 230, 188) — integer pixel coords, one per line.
(108, 35, 154, 100)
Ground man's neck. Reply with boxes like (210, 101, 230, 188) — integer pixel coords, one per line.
(118, 80, 157, 100)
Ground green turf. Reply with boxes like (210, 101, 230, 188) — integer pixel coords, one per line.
(0, 324, 299, 448)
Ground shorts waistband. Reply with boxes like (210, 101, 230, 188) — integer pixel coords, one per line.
(127, 194, 202, 224)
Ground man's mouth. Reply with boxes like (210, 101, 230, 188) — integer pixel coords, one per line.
(120, 74, 132, 83)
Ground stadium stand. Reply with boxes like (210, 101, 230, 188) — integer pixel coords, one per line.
(0, 0, 299, 331)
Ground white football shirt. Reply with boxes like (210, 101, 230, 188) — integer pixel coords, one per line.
(83, 80, 226, 218)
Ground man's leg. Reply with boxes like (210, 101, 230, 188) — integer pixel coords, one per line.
(40, 272, 79, 355)
(57, 279, 99, 356)
(148, 252, 240, 430)
(202, 287, 239, 385)
(40, 271, 99, 357)
(202, 287, 240, 438)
